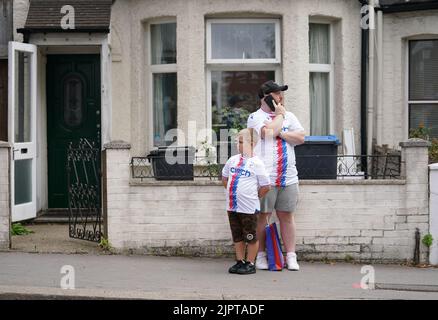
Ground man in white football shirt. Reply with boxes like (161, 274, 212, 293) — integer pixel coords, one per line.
(247, 80, 306, 271)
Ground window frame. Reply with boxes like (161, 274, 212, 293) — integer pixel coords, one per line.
(407, 39, 438, 139)
(147, 19, 177, 149)
(206, 18, 281, 64)
(206, 18, 283, 147)
(206, 65, 282, 137)
(308, 20, 335, 136)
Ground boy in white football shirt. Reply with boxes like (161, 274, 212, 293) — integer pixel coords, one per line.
(222, 128, 271, 275)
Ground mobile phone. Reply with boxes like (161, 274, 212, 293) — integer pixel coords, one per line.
(264, 95, 276, 112)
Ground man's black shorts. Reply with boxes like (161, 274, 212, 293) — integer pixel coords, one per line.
(227, 211, 258, 244)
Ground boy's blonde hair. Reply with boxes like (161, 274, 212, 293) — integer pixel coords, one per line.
(238, 128, 259, 146)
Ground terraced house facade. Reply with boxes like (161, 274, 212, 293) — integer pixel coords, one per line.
(0, 0, 437, 264)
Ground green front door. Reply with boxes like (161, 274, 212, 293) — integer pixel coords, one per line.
(47, 55, 101, 209)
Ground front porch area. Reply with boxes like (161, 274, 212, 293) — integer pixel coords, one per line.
(10, 223, 106, 255)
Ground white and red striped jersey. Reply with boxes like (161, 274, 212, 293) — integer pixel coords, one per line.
(247, 108, 305, 187)
(222, 154, 270, 214)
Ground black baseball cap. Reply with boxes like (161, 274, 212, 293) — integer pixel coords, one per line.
(258, 80, 288, 99)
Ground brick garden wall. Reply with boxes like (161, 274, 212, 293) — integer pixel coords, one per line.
(104, 139, 430, 263)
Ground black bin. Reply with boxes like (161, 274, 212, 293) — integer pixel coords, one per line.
(295, 135, 340, 180)
(146, 146, 195, 180)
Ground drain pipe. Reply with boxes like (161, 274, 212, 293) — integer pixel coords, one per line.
(414, 228, 421, 265)
(367, 0, 376, 156)
(376, 1, 383, 146)
(360, 1, 369, 173)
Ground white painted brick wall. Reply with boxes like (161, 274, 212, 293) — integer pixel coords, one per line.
(0, 144, 10, 249)
(104, 140, 431, 263)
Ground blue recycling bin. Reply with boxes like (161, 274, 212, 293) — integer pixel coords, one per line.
(295, 135, 340, 180)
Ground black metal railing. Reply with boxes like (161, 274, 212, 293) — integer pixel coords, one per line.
(295, 155, 402, 180)
(131, 154, 402, 181)
(131, 156, 225, 181)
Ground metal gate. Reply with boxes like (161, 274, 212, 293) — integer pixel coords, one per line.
(67, 138, 102, 242)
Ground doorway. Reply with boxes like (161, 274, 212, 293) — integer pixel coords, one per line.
(46, 54, 101, 209)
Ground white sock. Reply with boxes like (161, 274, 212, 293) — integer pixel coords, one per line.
(287, 252, 297, 257)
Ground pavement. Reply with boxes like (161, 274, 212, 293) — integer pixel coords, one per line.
(1, 252, 438, 300)
(4, 223, 438, 300)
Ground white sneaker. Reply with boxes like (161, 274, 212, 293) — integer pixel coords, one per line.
(286, 252, 300, 271)
(255, 252, 269, 270)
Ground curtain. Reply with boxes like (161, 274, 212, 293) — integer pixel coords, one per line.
(309, 23, 330, 64)
(409, 40, 438, 138)
(309, 23, 330, 135)
(153, 74, 165, 146)
(151, 23, 176, 65)
(409, 40, 438, 101)
(310, 72, 329, 136)
(153, 73, 177, 146)
(151, 23, 177, 146)
(211, 23, 275, 60)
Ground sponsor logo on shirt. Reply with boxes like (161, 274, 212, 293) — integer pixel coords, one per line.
(230, 167, 251, 177)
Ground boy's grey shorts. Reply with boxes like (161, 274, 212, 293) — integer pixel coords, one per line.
(260, 183, 299, 213)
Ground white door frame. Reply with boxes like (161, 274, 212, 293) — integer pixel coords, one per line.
(8, 41, 37, 222)
(29, 33, 112, 148)
(28, 32, 111, 213)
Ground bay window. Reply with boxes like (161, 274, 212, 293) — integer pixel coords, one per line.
(206, 19, 281, 144)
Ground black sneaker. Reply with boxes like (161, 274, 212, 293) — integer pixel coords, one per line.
(228, 260, 246, 274)
(236, 261, 256, 275)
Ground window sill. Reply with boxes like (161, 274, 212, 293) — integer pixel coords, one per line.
(128, 178, 406, 187)
(299, 179, 406, 185)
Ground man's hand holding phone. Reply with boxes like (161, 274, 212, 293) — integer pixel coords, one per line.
(274, 101, 286, 118)
(264, 94, 286, 118)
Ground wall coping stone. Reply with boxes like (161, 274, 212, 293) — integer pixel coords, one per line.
(399, 139, 431, 148)
(0, 141, 11, 148)
(104, 140, 131, 150)
(129, 179, 406, 187)
(130, 179, 223, 187)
